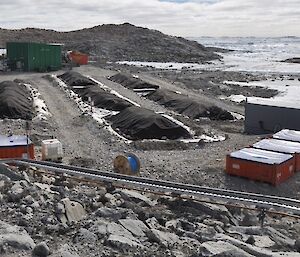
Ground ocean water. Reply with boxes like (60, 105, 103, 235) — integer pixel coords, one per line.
(195, 37, 300, 74)
(118, 37, 300, 75)
(192, 37, 300, 105)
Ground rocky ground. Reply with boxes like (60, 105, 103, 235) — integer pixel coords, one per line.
(1, 65, 300, 256)
(1, 165, 300, 257)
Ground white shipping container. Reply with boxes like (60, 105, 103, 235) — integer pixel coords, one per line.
(41, 139, 63, 161)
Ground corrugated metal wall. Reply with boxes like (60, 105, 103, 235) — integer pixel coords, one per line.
(245, 103, 300, 134)
(0, 144, 34, 159)
(7, 42, 61, 72)
(6, 42, 29, 71)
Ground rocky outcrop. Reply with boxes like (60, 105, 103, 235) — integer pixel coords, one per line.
(0, 23, 221, 63)
(281, 57, 300, 64)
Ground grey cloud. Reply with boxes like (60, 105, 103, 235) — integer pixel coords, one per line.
(0, 0, 299, 36)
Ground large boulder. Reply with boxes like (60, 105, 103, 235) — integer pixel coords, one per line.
(106, 234, 143, 249)
(73, 228, 97, 244)
(32, 242, 50, 257)
(200, 241, 254, 257)
(215, 233, 300, 257)
(107, 222, 133, 238)
(7, 181, 29, 202)
(119, 219, 149, 237)
(0, 220, 35, 251)
(147, 229, 180, 247)
(61, 198, 86, 223)
(117, 189, 155, 207)
(51, 244, 80, 257)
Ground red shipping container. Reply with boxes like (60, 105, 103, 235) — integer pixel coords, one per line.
(226, 148, 294, 186)
(0, 135, 34, 159)
(253, 138, 300, 172)
(68, 51, 88, 65)
(273, 129, 300, 143)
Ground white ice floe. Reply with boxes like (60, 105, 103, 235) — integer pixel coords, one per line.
(223, 78, 300, 106)
(24, 83, 51, 121)
(195, 37, 300, 74)
(117, 61, 213, 70)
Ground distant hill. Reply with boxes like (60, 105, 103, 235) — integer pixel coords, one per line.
(0, 23, 221, 63)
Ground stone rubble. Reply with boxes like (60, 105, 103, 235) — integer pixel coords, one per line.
(0, 168, 300, 257)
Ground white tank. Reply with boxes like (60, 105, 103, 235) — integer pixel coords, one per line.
(41, 139, 63, 162)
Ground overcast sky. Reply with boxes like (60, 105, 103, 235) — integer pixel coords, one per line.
(1, 0, 299, 37)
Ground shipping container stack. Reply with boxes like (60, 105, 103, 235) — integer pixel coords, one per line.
(226, 129, 300, 185)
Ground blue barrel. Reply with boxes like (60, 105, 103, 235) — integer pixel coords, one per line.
(114, 153, 140, 175)
(127, 154, 139, 174)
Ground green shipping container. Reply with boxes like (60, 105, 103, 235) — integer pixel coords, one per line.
(7, 42, 62, 72)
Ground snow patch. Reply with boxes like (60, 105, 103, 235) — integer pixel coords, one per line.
(0, 49, 6, 55)
(230, 112, 245, 120)
(117, 61, 212, 70)
(223, 78, 300, 107)
(228, 94, 247, 103)
(24, 83, 51, 121)
(181, 134, 226, 143)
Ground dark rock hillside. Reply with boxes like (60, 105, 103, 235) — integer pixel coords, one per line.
(0, 23, 220, 63)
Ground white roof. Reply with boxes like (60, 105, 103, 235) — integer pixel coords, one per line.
(0, 135, 32, 147)
(247, 97, 300, 110)
(230, 148, 293, 164)
(253, 138, 300, 154)
(273, 129, 300, 143)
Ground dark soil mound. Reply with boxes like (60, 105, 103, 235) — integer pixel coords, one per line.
(59, 71, 133, 111)
(58, 71, 96, 87)
(109, 73, 159, 90)
(0, 81, 33, 120)
(79, 86, 133, 111)
(109, 106, 191, 140)
(147, 89, 234, 120)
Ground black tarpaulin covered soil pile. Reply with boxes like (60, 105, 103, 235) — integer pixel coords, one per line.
(0, 81, 33, 120)
(58, 71, 96, 87)
(109, 73, 159, 90)
(58, 71, 133, 111)
(147, 89, 234, 120)
(79, 87, 133, 111)
(109, 106, 191, 140)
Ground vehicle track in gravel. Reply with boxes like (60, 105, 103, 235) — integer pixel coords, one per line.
(26, 75, 127, 169)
